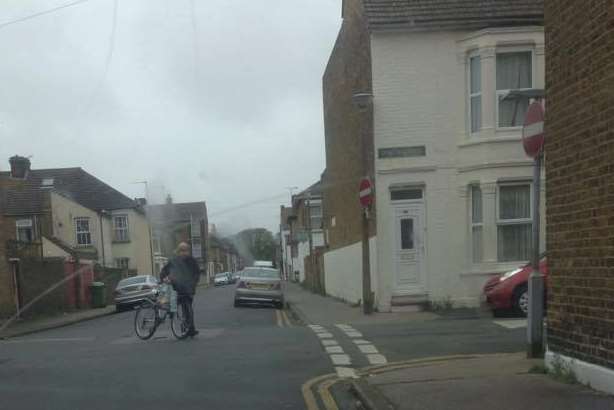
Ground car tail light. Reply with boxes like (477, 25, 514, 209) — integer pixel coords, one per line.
(273, 282, 281, 290)
(238, 281, 247, 289)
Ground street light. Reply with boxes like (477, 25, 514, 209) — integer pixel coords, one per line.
(352, 91, 374, 314)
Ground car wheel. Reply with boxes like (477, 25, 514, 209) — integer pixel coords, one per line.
(513, 284, 529, 317)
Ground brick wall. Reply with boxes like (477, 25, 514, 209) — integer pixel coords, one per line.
(322, 0, 375, 252)
(545, 0, 614, 369)
(0, 212, 15, 318)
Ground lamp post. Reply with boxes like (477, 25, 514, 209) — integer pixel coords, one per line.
(352, 92, 374, 314)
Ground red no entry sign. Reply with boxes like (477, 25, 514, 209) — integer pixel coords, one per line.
(359, 178, 373, 208)
(522, 101, 545, 158)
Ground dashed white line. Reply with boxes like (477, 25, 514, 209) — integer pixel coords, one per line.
(321, 339, 339, 346)
(325, 346, 344, 354)
(330, 354, 351, 366)
(353, 339, 370, 345)
(316, 332, 334, 339)
(345, 331, 363, 338)
(493, 319, 527, 329)
(358, 344, 379, 354)
(335, 367, 358, 378)
(367, 354, 388, 365)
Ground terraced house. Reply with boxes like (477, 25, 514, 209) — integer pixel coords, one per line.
(0, 156, 154, 317)
(322, 0, 546, 310)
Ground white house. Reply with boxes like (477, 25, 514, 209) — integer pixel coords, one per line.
(322, 0, 546, 311)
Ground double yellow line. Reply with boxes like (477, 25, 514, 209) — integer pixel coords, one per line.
(275, 309, 292, 327)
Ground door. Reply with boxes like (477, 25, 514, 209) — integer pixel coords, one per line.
(393, 205, 425, 291)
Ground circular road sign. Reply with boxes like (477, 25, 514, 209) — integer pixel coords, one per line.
(522, 101, 545, 158)
(359, 177, 373, 208)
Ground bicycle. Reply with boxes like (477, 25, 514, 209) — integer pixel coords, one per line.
(134, 283, 192, 340)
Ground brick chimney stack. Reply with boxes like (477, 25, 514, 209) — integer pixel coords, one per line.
(9, 155, 31, 179)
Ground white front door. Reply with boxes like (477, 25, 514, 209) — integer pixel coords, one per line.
(393, 204, 425, 292)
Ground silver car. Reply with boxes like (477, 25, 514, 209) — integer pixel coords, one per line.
(234, 267, 283, 308)
(113, 275, 159, 312)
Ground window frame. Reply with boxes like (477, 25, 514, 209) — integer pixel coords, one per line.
(496, 182, 533, 262)
(468, 53, 482, 135)
(113, 214, 130, 242)
(495, 48, 535, 130)
(115, 257, 130, 269)
(16, 218, 34, 243)
(470, 185, 483, 263)
(75, 217, 92, 247)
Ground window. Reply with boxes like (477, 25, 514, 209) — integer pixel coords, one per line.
(400, 219, 414, 250)
(497, 184, 532, 262)
(391, 188, 423, 201)
(378, 146, 426, 159)
(115, 258, 130, 269)
(16, 219, 34, 242)
(471, 186, 483, 263)
(75, 218, 92, 246)
(496, 51, 533, 128)
(469, 56, 481, 133)
(310, 204, 322, 229)
(152, 236, 161, 254)
(113, 215, 129, 242)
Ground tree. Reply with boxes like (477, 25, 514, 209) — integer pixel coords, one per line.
(232, 228, 277, 267)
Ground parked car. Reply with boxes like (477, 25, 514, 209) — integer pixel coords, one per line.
(234, 267, 283, 308)
(114, 275, 159, 312)
(483, 257, 548, 317)
(228, 272, 238, 284)
(214, 273, 230, 286)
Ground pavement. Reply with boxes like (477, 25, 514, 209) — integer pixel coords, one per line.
(286, 282, 614, 409)
(0, 305, 116, 339)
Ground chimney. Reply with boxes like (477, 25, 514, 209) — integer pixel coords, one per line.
(9, 156, 31, 179)
(135, 197, 147, 206)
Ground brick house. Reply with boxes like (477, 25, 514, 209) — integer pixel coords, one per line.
(322, 0, 546, 310)
(544, 0, 614, 394)
(0, 156, 153, 317)
(146, 199, 209, 279)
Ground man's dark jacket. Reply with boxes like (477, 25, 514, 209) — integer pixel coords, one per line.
(160, 256, 201, 295)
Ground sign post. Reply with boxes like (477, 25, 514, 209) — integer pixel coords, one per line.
(359, 177, 374, 314)
(522, 100, 546, 358)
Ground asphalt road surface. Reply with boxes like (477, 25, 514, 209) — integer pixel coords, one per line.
(0, 285, 526, 410)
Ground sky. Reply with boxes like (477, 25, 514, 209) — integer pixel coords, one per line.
(0, 0, 341, 235)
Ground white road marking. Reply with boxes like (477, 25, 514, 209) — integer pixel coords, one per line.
(358, 344, 379, 354)
(344, 331, 363, 338)
(308, 325, 324, 330)
(330, 354, 351, 366)
(325, 346, 344, 354)
(1, 337, 95, 344)
(335, 367, 358, 379)
(335, 324, 355, 331)
(367, 354, 388, 365)
(353, 339, 370, 345)
(321, 339, 339, 346)
(317, 332, 334, 339)
(493, 319, 527, 329)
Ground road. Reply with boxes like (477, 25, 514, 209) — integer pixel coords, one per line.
(0, 285, 526, 410)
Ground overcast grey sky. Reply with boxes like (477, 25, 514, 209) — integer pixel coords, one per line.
(0, 0, 340, 234)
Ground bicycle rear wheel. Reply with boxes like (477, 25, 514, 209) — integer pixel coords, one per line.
(170, 302, 190, 340)
(134, 303, 158, 340)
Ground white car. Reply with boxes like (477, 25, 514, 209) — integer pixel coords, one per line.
(214, 273, 230, 286)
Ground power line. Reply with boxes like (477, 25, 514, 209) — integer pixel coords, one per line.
(0, 0, 97, 30)
(209, 193, 288, 218)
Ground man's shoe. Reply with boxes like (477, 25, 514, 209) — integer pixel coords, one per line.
(187, 329, 199, 337)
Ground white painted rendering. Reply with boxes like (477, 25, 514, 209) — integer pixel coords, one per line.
(41, 237, 70, 258)
(323, 237, 377, 306)
(109, 209, 153, 274)
(370, 27, 546, 309)
(546, 350, 614, 396)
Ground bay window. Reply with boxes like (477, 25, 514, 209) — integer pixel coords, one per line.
(496, 51, 533, 128)
(497, 184, 532, 262)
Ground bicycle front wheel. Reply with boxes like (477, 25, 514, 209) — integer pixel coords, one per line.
(134, 303, 158, 340)
(170, 303, 190, 340)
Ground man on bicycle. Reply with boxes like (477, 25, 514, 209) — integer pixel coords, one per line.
(160, 242, 201, 337)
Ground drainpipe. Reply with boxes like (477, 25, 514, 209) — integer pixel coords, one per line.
(99, 210, 107, 267)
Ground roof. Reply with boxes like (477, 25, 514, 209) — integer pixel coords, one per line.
(362, 0, 544, 32)
(0, 168, 139, 216)
(146, 202, 207, 224)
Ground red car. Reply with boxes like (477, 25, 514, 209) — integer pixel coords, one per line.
(483, 257, 548, 317)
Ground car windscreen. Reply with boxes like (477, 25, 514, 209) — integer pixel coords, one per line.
(118, 277, 146, 287)
(242, 268, 280, 279)
(215, 274, 227, 278)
